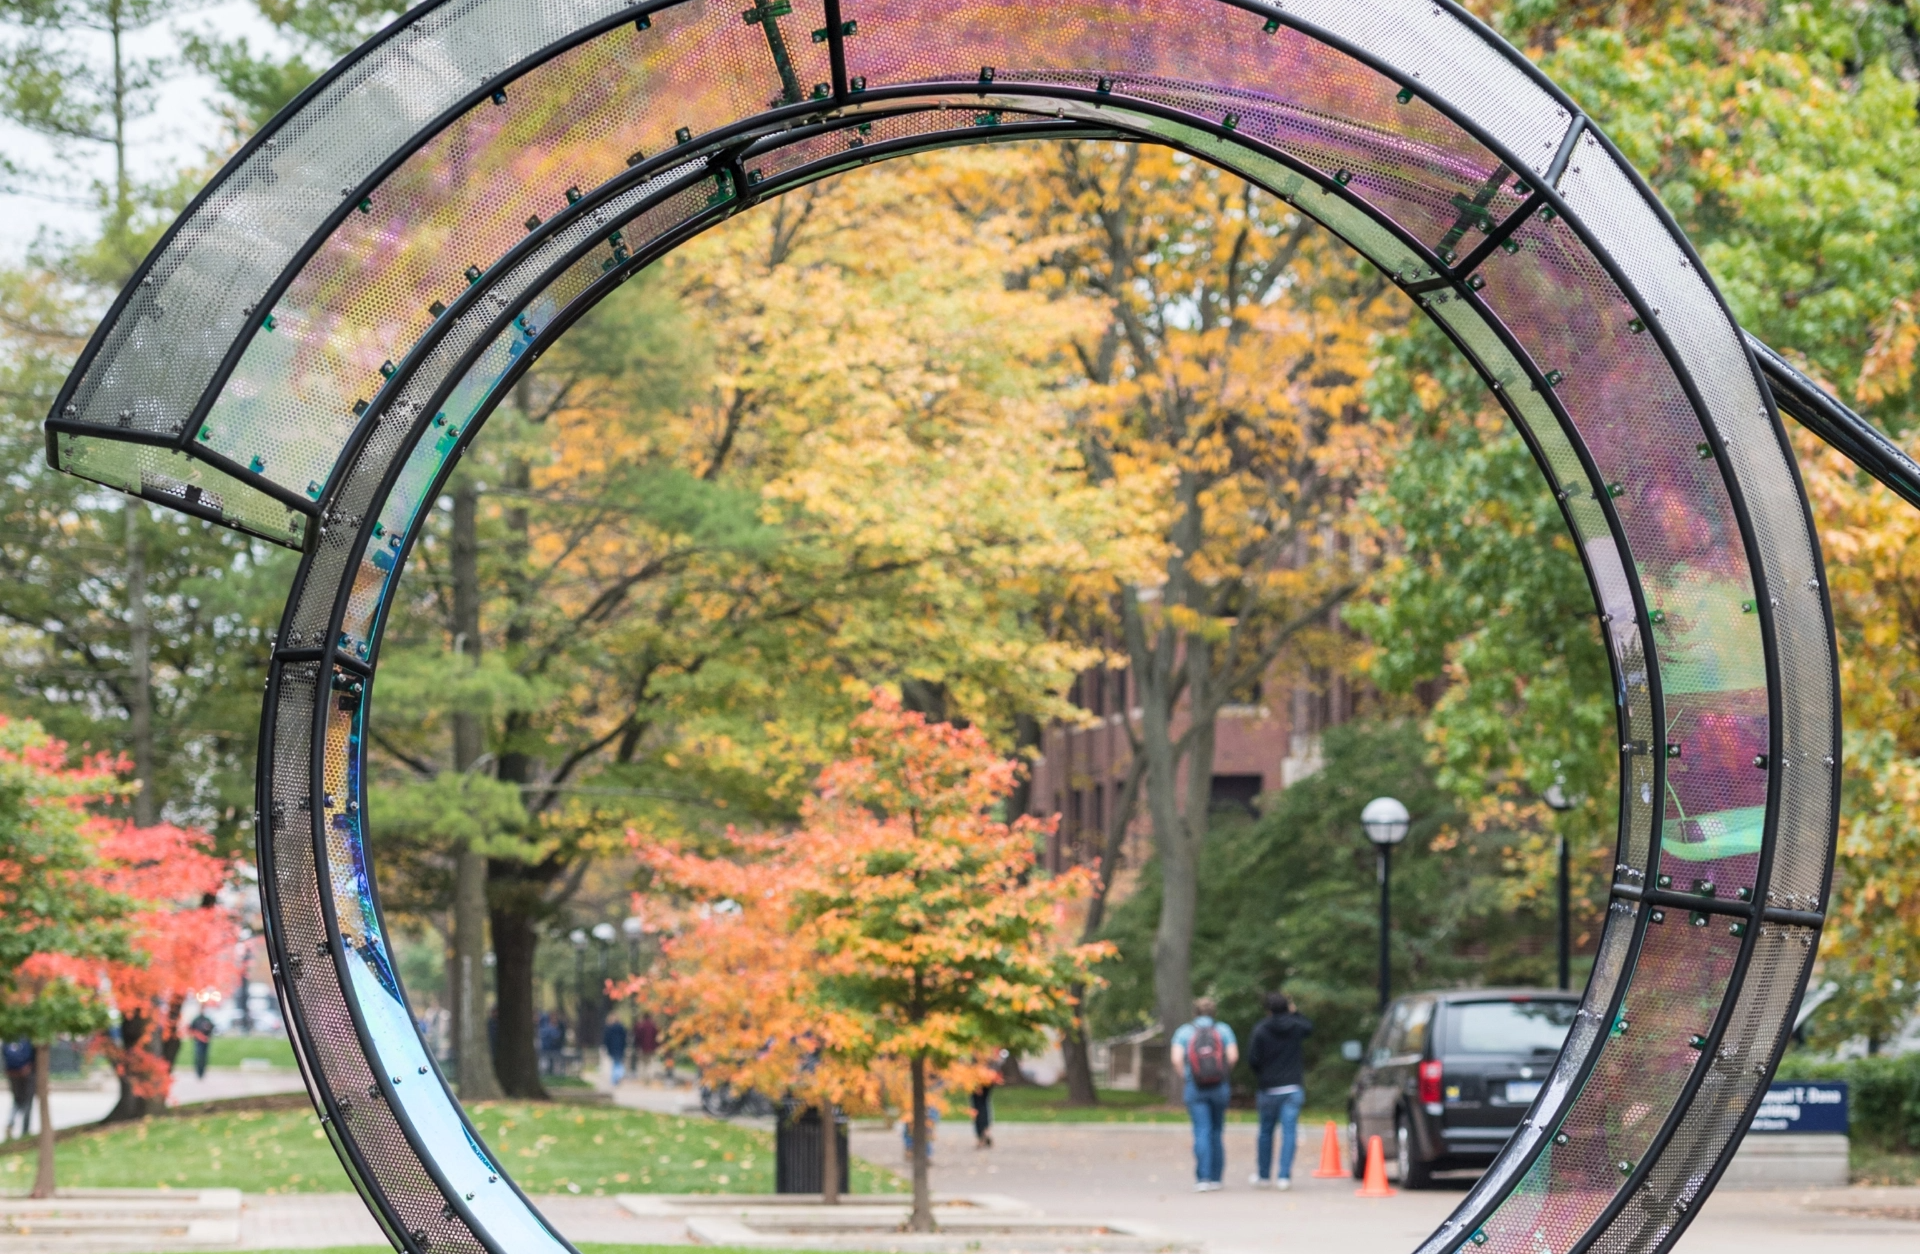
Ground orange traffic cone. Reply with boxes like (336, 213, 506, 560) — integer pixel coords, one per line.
(1356, 1134, 1396, 1197)
(1311, 1121, 1346, 1178)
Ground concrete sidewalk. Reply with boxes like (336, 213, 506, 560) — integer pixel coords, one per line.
(848, 1120, 1920, 1254)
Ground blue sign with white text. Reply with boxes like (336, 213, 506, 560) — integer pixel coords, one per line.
(1749, 1081, 1849, 1134)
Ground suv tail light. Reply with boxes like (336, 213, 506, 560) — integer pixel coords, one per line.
(1418, 1059, 1444, 1106)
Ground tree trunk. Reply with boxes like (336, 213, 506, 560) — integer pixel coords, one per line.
(1125, 481, 1211, 1101)
(488, 899, 548, 1099)
(453, 853, 503, 1100)
(1005, 713, 1041, 820)
(488, 443, 551, 1101)
(30, 1046, 54, 1198)
(449, 480, 505, 1101)
(104, 1009, 154, 1122)
(1061, 756, 1143, 1107)
(1061, 987, 1099, 1105)
(820, 1104, 840, 1205)
(126, 505, 154, 827)
(908, 1055, 933, 1232)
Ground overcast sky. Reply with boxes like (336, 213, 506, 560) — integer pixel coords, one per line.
(0, 1, 290, 260)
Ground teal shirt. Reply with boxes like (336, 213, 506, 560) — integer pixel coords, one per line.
(1172, 1016, 1238, 1058)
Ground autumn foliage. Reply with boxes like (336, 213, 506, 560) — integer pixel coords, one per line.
(0, 716, 238, 1115)
(623, 689, 1110, 1222)
(71, 822, 239, 1107)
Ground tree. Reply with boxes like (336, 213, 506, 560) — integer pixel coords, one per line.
(0, 0, 197, 252)
(999, 143, 1393, 1081)
(794, 690, 1107, 1230)
(0, 1, 290, 854)
(1094, 720, 1556, 1092)
(620, 831, 883, 1204)
(1793, 427, 1920, 1047)
(0, 715, 132, 1195)
(367, 148, 1134, 1098)
(630, 690, 1109, 1229)
(1348, 316, 1617, 925)
(185, 0, 408, 135)
(75, 820, 240, 1119)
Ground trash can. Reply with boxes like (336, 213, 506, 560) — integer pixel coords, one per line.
(775, 1103, 850, 1194)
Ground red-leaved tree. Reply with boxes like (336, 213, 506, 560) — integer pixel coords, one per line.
(26, 817, 241, 1119)
(90, 822, 240, 1119)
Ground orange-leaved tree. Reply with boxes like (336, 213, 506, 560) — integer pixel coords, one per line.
(620, 835, 881, 1203)
(627, 690, 1111, 1228)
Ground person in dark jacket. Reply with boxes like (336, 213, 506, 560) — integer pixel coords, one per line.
(603, 1018, 630, 1087)
(4, 1041, 34, 1139)
(1246, 991, 1313, 1189)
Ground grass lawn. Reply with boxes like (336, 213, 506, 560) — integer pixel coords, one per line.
(206, 1036, 298, 1068)
(1, 1103, 903, 1197)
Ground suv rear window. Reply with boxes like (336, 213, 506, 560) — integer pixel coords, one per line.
(1445, 999, 1577, 1055)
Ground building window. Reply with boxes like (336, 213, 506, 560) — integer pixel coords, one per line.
(1209, 774, 1263, 817)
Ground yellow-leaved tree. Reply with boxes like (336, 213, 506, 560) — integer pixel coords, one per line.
(369, 146, 1154, 1094)
(1795, 424, 1920, 1048)
(980, 142, 1400, 1087)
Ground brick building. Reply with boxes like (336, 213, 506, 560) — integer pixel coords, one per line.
(1027, 658, 1358, 875)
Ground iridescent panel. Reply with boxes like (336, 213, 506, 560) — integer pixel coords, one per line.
(1471, 209, 1769, 898)
(205, 0, 830, 506)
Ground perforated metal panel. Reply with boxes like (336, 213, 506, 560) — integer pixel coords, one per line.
(46, 4, 1843, 1254)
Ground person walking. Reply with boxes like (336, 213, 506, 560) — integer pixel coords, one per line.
(634, 1012, 659, 1079)
(189, 1011, 217, 1079)
(1247, 991, 1314, 1190)
(603, 1016, 630, 1087)
(970, 1052, 1004, 1149)
(4, 1042, 34, 1140)
(1171, 996, 1238, 1191)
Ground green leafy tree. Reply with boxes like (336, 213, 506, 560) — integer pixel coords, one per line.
(1094, 721, 1567, 1092)
(184, 0, 406, 135)
(1349, 317, 1617, 923)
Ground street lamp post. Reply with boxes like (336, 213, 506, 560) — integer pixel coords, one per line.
(1360, 796, 1410, 1013)
(1545, 774, 1574, 991)
(621, 915, 644, 978)
(569, 928, 588, 1044)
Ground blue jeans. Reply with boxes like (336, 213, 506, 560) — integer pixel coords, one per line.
(1255, 1087, 1306, 1180)
(1184, 1079, 1231, 1182)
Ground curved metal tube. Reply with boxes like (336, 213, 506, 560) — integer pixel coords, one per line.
(1747, 331, 1920, 510)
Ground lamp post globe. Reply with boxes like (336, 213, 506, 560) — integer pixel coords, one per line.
(621, 915, 644, 975)
(1360, 796, 1411, 847)
(1361, 796, 1409, 1013)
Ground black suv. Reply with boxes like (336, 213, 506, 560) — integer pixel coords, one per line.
(1347, 989, 1578, 1187)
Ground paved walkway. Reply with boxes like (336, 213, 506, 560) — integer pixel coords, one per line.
(18, 1075, 1914, 1253)
(223, 1120, 1920, 1253)
(12, 1068, 309, 1136)
(846, 1120, 1920, 1254)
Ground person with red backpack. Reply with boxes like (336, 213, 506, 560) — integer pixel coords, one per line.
(1171, 997, 1239, 1191)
